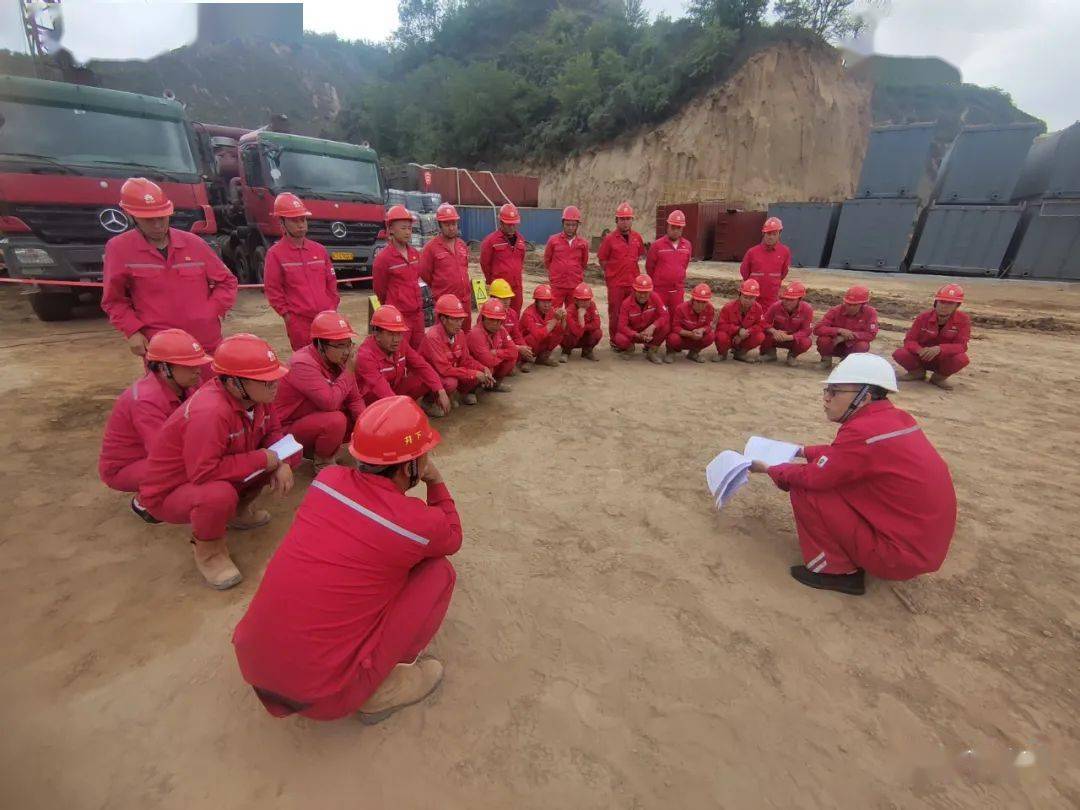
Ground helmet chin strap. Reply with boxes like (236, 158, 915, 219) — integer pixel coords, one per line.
(407, 459, 420, 489)
(840, 384, 871, 423)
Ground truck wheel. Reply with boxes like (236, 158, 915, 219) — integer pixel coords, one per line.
(29, 291, 77, 322)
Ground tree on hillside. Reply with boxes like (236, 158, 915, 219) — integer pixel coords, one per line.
(773, 0, 866, 41)
(395, 0, 448, 44)
(687, 0, 768, 33)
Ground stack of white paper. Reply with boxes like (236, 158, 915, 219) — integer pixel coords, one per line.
(243, 434, 304, 482)
(705, 436, 800, 509)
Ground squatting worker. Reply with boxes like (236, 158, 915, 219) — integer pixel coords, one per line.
(232, 396, 459, 724)
(520, 284, 567, 367)
(372, 205, 425, 349)
(99, 329, 211, 509)
(488, 279, 535, 371)
(480, 204, 526, 313)
(355, 305, 450, 418)
(740, 217, 790, 310)
(102, 177, 237, 360)
(596, 202, 646, 348)
(543, 205, 588, 309)
(714, 278, 765, 363)
(560, 283, 602, 362)
(262, 192, 340, 350)
(613, 274, 669, 364)
(666, 283, 716, 363)
(138, 334, 298, 590)
(422, 294, 494, 406)
(274, 311, 366, 472)
(419, 204, 473, 331)
(893, 283, 970, 391)
(815, 285, 879, 370)
(645, 209, 692, 323)
(761, 280, 814, 366)
(466, 299, 519, 389)
(749, 353, 956, 596)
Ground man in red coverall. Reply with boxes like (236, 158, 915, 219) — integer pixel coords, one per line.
(544, 206, 589, 309)
(355, 305, 451, 417)
(665, 282, 715, 363)
(749, 353, 956, 596)
(893, 283, 970, 391)
(815, 285, 879, 370)
(597, 202, 646, 348)
(232, 396, 457, 724)
(740, 216, 790, 311)
(488, 278, 535, 371)
(274, 311, 366, 471)
(560, 283, 602, 362)
(99, 329, 211, 509)
(614, 274, 669, 363)
(467, 298, 519, 389)
(714, 278, 765, 362)
(480, 204, 526, 313)
(520, 283, 567, 367)
(102, 177, 237, 358)
(646, 209, 692, 321)
(419, 203, 473, 331)
(423, 295, 495, 406)
(262, 192, 340, 350)
(761, 279, 814, 366)
(372, 205, 425, 349)
(139, 334, 298, 590)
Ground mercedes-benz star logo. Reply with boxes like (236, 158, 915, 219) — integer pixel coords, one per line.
(330, 221, 348, 239)
(99, 208, 129, 234)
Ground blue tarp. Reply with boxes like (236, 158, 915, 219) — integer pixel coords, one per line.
(457, 205, 564, 246)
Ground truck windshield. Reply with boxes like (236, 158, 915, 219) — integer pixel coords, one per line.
(0, 99, 198, 177)
(268, 150, 382, 201)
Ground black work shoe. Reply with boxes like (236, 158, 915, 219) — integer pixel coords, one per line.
(131, 497, 161, 525)
(789, 565, 865, 596)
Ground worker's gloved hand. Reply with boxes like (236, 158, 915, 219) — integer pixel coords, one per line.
(127, 332, 149, 356)
(264, 449, 281, 471)
(692, 328, 704, 339)
(919, 346, 941, 362)
(270, 463, 293, 496)
(422, 459, 443, 485)
(749, 460, 770, 474)
(518, 345, 535, 361)
(436, 389, 452, 415)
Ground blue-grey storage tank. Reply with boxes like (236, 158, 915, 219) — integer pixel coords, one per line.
(933, 123, 1042, 204)
(909, 204, 1023, 276)
(766, 202, 842, 268)
(456, 206, 565, 246)
(1008, 201, 1080, 280)
(1011, 122, 1080, 201)
(829, 198, 921, 272)
(855, 122, 937, 200)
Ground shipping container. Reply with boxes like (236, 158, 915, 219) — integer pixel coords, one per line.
(909, 204, 1022, 276)
(829, 198, 921, 272)
(1007, 200, 1080, 280)
(655, 201, 726, 260)
(1011, 122, 1080, 201)
(711, 210, 767, 262)
(855, 122, 937, 200)
(389, 164, 540, 207)
(456, 205, 564, 246)
(933, 123, 1041, 204)
(766, 202, 842, 268)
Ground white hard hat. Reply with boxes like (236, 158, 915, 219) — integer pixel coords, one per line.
(824, 353, 898, 392)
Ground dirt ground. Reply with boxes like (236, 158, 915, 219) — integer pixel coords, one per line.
(2, 259, 1079, 809)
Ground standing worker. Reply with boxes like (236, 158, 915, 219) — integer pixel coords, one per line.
(645, 209, 692, 321)
(423, 295, 494, 406)
(714, 278, 765, 362)
(520, 284, 567, 367)
(665, 283, 716, 363)
(748, 354, 956, 596)
(597, 202, 646, 349)
(543, 206, 589, 309)
(480, 204, 527, 313)
(815, 285, 879, 370)
(232, 397, 459, 723)
(740, 217, 790, 311)
(893, 283, 970, 391)
(560, 283, 602, 362)
(467, 299, 519, 389)
(419, 203, 473, 331)
(761, 280, 814, 366)
(488, 278, 535, 371)
(373, 205, 425, 350)
(262, 192, 340, 350)
(102, 177, 237, 358)
(613, 274, 669, 363)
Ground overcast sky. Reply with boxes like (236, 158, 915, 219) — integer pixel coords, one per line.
(3, 0, 1077, 129)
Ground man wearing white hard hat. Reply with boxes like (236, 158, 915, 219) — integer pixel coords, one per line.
(749, 353, 956, 596)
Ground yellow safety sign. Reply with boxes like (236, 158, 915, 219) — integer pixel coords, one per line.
(472, 277, 489, 309)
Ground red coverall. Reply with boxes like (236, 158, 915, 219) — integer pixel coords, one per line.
(740, 242, 791, 310)
(614, 292, 670, 350)
(761, 300, 814, 357)
(466, 323, 518, 381)
(102, 227, 237, 352)
(138, 378, 297, 541)
(423, 322, 487, 394)
(645, 236, 692, 319)
(520, 302, 566, 359)
(262, 238, 340, 350)
(893, 309, 971, 378)
(480, 230, 526, 313)
(543, 233, 589, 308)
(666, 301, 716, 353)
(597, 229, 646, 345)
(815, 305, 879, 359)
(715, 299, 765, 355)
(372, 243, 425, 349)
(274, 344, 365, 459)
(767, 400, 956, 578)
(354, 335, 443, 405)
(419, 236, 473, 331)
(99, 371, 181, 493)
(232, 466, 461, 720)
(561, 301, 603, 353)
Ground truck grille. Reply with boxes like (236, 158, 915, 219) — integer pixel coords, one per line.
(5, 204, 202, 245)
(306, 219, 381, 246)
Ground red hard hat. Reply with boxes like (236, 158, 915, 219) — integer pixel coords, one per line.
(348, 395, 441, 465)
(572, 283, 593, 301)
(533, 284, 554, 301)
(119, 177, 173, 218)
(843, 285, 870, 305)
(310, 310, 358, 341)
(935, 283, 964, 304)
(781, 280, 807, 299)
(691, 283, 712, 302)
(615, 202, 634, 219)
(385, 204, 414, 225)
(762, 216, 783, 233)
(562, 205, 581, 222)
(273, 192, 311, 219)
(435, 203, 459, 223)
(211, 333, 288, 381)
(740, 278, 761, 297)
(632, 274, 653, 293)
(435, 294, 467, 318)
(146, 328, 212, 366)
(480, 299, 508, 320)
(371, 304, 410, 332)
(667, 209, 686, 227)
(499, 203, 521, 225)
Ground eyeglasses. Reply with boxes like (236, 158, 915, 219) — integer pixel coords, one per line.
(823, 385, 862, 398)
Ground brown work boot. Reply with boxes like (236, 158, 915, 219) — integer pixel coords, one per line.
(462, 391, 478, 405)
(581, 348, 599, 362)
(493, 380, 513, 392)
(421, 398, 446, 418)
(359, 656, 444, 726)
(898, 370, 927, 382)
(929, 372, 955, 390)
(711, 351, 728, 362)
(619, 345, 637, 359)
(818, 357, 833, 371)
(539, 354, 559, 367)
(192, 537, 242, 590)
(734, 350, 759, 364)
(519, 361, 533, 373)
(785, 351, 799, 367)
(687, 350, 705, 363)
(760, 349, 778, 363)
(559, 349, 570, 363)
(662, 349, 676, 364)
(228, 501, 271, 530)
(646, 347, 663, 364)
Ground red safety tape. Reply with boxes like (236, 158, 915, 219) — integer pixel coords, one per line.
(0, 275, 372, 290)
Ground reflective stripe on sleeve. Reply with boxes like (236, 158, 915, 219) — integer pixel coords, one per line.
(310, 479, 430, 546)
